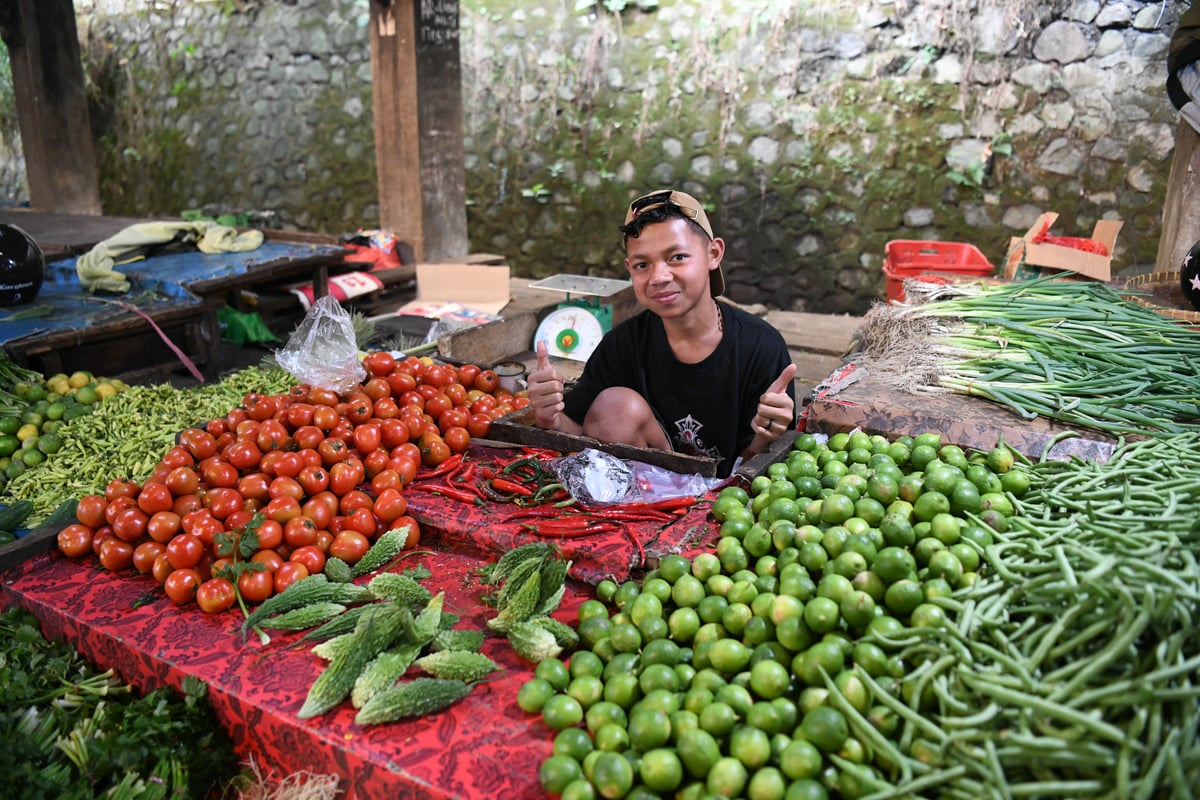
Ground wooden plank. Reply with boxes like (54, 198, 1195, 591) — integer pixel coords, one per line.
(437, 312, 540, 367)
(763, 310, 861, 357)
(370, 0, 468, 262)
(2, 0, 101, 214)
(0, 523, 57, 575)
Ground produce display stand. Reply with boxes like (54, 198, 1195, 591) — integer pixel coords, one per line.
(0, 233, 348, 379)
(1, 533, 571, 800)
(803, 360, 1118, 463)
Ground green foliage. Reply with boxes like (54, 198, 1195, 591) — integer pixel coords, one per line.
(574, 0, 659, 15)
(0, 607, 237, 798)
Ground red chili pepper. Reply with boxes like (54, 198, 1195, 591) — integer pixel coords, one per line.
(420, 453, 463, 480)
(491, 477, 534, 497)
(411, 482, 481, 505)
(586, 508, 674, 523)
(453, 461, 477, 484)
(642, 496, 700, 512)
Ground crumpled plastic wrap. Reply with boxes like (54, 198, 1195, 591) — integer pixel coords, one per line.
(548, 448, 725, 506)
(274, 295, 366, 394)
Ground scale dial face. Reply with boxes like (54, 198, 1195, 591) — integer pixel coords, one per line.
(534, 306, 606, 362)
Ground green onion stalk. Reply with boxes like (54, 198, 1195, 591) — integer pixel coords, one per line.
(854, 275, 1200, 438)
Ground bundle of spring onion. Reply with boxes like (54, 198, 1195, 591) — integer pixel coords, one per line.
(854, 276, 1200, 437)
(845, 433, 1200, 798)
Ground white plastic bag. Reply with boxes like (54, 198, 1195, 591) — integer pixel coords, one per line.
(549, 448, 726, 506)
(274, 295, 366, 394)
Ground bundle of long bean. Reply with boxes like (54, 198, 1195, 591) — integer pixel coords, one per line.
(2, 364, 294, 523)
(855, 276, 1200, 437)
(847, 434, 1200, 799)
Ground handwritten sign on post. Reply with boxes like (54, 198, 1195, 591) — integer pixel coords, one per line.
(418, 0, 459, 47)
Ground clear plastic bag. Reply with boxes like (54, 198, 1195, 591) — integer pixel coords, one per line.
(549, 448, 726, 506)
(274, 295, 366, 394)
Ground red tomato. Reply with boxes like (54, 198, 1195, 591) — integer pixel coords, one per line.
(379, 418, 410, 448)
(237, 473, 272, 503)
(104, 496, 135, 527)
(308, 386, 341, 407)
(243, 393, 278, 422)
(387, 369, 417, 396)
(388, 456, 419, 487)
(132, 541, 167, 574)
(297, 447, 323, 469)
(179, 427, 218, 460)
(445, 382, 468, 408)
(289, 544, 326, 575)
(273, 562, 309, 594)
(421, 437, 451, 467)
(343, 508, 377, 538)
(329, 460, 364, 496)
(311, 405, 340, 434)
(172, 493, 203, 517)
(146, 510, 182, 544)
(57, 523, 95, 558)
(363, 350, 397, 377)
(225, 510, 256, 535)
(329, 530, 371, 563)
(151, 552, 174, 584)
(362, 376, 391, 402)
(372, 397, 400, 420)
(111, 507, 149, 543)
(160, 445, 195, 470)
(136, 483, 174, 515)
(268, 475, 305, 501)
(256, 518, 284, 551)
(392, 516, 422, 549)
(301, 497, 334, 531)
(225, 407, 249, 429)
(256, 419, 291, 453)
(165, 466, 201, 498)
(474, 370, 500, 394)
(251, 549, 284, 572)
(297, 465, 330, 496)
(424, 392, 453, 421)
(204, 487, 244, 520)
(339, 489, 374, 515)
(318, 437, 351, 466)
(166, 532, 205, 570)
(237, 569, 275, 604)
(370, 469, 403, 495)
(443, 426, 471, 454)
(292, 425, 325, 451)
(76, 495, 108, 528)
(225, 439, 263, 472)
(469, 394, 497, 415)
(285, 403, 316, 429)
(457, 363, 481, 388)
(105, 478, 140, 503)
(466, 412, 492, 439)
(263, 495, 302, 525)
(352, 422, 382, 455)
(98, 537, 135, 572)
(373, 488, 408, 523)
(363, 449, 390, 479)
(283, 515, 319, 548)
(164, 568, 202, 605)
(195, 577, 237, 614)
(202, 459, 240, 489)
(343, 393, 374, 425)
(399, 390, 425, 411)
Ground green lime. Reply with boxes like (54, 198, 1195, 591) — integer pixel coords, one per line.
(928, 512, 962, 545)
(628, 707, 672, 751)
(593, 721, 630, 752)
(949, 480, 983, 516)
(578, 615, 613, 647)
(749, 658, 791, 700)
(542, 694, 584, 731)
(691, 552, 721, 581)
(536, 658, 572, 691)
(20, 448, 44, 467)
(555, 726, 595, 762)
(36, 434, 62, 455)
(540, 754, 584, 795)
(986, 442, 1015, 473)
(839, 590, 876, 630)
(729, 724, 772, 770)
(883, 579, 924, 618)
(799, 705, 848, 754)
(779, 738, 823, 781)
(927, 549, 965, 586)
(585, 701, 627, 735)
(517, 678, 557, 713)
(706, 756, 749, 798)
(639, 748, 683, 794)
(912, 490, 950, 522)
(567, 675, 605, 710)
(0, 435, 18, 458)
(911, 602, 948, 629)
(873, 546, 916, 584)
(590, 751, 634, 800)
(708, 637, 752, 675)
(1000, 468, 1031, 497)
(803, 597, 840, 635)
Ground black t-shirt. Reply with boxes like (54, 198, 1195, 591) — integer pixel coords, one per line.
(562, 302, 794, 476)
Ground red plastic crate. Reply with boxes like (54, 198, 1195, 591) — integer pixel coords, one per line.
(882, 240, 995, 302)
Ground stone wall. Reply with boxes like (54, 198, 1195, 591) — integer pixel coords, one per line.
(0, 0, 1188, 314)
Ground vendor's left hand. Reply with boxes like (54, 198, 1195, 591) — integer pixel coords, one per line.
(750, 363, 797, 442)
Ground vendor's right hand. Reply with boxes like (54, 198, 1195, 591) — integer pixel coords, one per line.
(527, 340, 567, 429)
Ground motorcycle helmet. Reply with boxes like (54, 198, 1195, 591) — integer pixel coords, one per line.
(0, 224, 45, 306)
(1182, 239, 1200, 312)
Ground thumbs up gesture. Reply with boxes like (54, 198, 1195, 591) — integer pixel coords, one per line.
(527, 340, 566, 429)
(752, 363, 797, 439)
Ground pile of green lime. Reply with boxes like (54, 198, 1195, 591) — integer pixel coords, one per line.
(0, 370, 128, 486)
(519, 429, 1028, 800)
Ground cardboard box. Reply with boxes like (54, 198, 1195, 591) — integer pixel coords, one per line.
(397, 261, 512, 317)
(1004, 212, 1123, 282)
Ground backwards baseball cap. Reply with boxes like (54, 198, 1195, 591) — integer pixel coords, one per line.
(623, 189, 724, 297)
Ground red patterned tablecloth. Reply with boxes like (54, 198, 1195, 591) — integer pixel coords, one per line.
(1, 534, 585, 799)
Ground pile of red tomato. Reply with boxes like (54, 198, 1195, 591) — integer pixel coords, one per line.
(55, 353, 528, 613)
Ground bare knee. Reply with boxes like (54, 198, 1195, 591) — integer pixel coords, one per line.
(582, 387, 670, 450)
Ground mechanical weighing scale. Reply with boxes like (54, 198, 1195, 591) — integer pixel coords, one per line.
(529, 274, 632, 361)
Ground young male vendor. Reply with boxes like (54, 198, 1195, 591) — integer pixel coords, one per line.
(526, 189, 797, 477)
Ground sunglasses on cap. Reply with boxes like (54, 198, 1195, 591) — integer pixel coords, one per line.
(624, 190, 714, 240)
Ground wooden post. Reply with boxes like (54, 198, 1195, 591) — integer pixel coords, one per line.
(1156, 119, 1200, 274)
(0, 0, 102, 214)
(369, 0, 468, 262)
